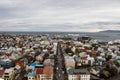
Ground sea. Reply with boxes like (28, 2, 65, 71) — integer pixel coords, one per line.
(1, 31, 120, 42)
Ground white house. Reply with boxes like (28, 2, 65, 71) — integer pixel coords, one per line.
(3, 68, 15, 80)
(68, 69, 90, 80)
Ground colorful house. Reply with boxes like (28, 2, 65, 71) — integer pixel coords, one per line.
(28, 71, 35, 80)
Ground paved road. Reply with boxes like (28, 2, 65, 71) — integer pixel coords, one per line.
(53, 42, 68, 80)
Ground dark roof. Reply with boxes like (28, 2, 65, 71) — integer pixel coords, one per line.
(68, 69, 90, 74)
(90, 74, 100, 80)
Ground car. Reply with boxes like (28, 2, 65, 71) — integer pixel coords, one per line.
(56, 67, 59, 70)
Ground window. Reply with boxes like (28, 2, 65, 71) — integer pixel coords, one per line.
(84, 75, 86, 77)
(5, 73, 9, 75)
(32, 77, 34, 80)
(4, 76, 9, 78)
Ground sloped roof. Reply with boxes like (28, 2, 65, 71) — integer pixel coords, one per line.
(43, 66, 53, 74)
(28, 71, 35, 77)
(0, 70, 4, 75)
(30, 62, 38, 67)
(68, 69, 90, 74)
(36, 68, 43, 74)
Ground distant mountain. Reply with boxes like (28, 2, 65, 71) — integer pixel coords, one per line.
(100, 30, 120, 33)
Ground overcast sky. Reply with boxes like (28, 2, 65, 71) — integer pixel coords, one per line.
(0, 0, 120, 32)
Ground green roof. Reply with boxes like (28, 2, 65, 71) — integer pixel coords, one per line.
(117, 60, 120, 64)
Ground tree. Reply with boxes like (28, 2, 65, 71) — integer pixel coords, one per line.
(65, 47, 73, 54)
(106, 55, 112, 61)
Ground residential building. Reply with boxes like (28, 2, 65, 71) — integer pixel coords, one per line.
(0, 69, 4, 79)
(65, 56, 75, 68)
(35, 68, 43, 80)
(3, 68, 14, 80)
(28, 71, 35, 80)
(42, 66, 53, 80)
(68, 69, 90, 80)
(35, 66, 53, 80)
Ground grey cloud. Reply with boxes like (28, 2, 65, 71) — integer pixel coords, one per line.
(0, 0, 120, 32)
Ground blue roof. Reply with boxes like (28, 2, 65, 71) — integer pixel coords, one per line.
(27, 71, 35, 76)
(30, 62, 37, 67)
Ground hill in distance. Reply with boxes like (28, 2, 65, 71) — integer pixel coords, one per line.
(99, 30, 120, 33)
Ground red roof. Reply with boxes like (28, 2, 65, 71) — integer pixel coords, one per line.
(5, 53, 11, 57)
(0, 70, 5, 75)
(36, 68, 43, 74)
(43, 66, 53, 74)
(81, 57, 87, 60)
(16, 61, 24, 67)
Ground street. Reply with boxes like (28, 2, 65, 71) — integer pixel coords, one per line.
(53, 42, 68, 80)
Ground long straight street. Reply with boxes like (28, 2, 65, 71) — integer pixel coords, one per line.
(53, 42, 68, 80)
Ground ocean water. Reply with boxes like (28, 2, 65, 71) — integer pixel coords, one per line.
(86, 32, 120, 42)
(1, 31, 120, 42)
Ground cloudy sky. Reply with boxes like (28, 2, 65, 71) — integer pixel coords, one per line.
(0, 0, 120, 32)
